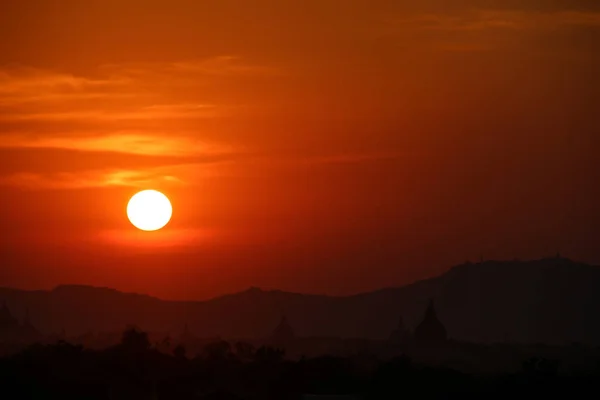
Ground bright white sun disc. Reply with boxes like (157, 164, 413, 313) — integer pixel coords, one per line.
(127, 190, 172, 231)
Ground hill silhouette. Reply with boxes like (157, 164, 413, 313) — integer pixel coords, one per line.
(1, 256, 599, 345)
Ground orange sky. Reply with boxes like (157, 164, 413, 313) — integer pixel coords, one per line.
(0, 0, 599, 300)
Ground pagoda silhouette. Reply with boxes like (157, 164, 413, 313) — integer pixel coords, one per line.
(414, 299, 447, 345)
(0, 302, 41, 343)
(270, 315, 295, 348)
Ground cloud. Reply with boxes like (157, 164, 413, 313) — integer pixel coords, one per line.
(382, 9, 600, 52)
(0, 56, 273, 98)
(0, 5, 596, 192)
(169, 56, 281, 77)
(0, 67, 127, 96)
(299, 152, 404, 165)
(98, 227, 215, 249)
(391, 9, 600, 32)
(0, 56, 274, 127)
(0, 140, 237, 189)
(0, 171, 116, 190)
(0, 56, 268, 190)
(0, 104, 218, 122)
(0, 149, 410, 190)
(0, 165, 195, 190)
(0, 132, 231, 157)
(0, 54, 406, 192)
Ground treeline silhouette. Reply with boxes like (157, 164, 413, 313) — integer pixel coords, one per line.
(2, 327, 600, 399)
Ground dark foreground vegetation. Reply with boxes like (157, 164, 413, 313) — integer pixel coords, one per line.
(2, 328, 600, 399)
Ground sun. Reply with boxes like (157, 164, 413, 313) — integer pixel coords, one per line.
(127, 190, 173, 231)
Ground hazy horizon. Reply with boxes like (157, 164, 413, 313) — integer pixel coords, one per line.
(0, 254, 595, 302)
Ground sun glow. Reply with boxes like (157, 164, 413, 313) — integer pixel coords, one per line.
(127, 190, 173, 231)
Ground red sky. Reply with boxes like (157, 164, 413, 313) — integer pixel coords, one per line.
(0, 0, 599, 300)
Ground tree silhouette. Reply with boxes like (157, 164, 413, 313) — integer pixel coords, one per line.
(120, 325, 150, 353)
(522, 357, 559, 377)
(234, 341, 255, 361)
(202, 340, 232, 362)
(254, 346, 284, 364)
(173, 344, 186, 359)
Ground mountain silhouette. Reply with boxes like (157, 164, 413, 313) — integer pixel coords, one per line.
(1, 256, 599, 345)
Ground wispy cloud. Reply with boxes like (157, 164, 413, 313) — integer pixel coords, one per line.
(0, 149, 409, 190)
(0, 104, 218, 122)
(300, 152, 403, 165)
(0, 56, 274, 102)
(169, 56, 281, 77)
(98, 227, 215, 249)
(0, 165, 198, 190)
(389, 10, 600, 33)
(0, 56, 273, 125)
(0, 132, 230, 157)
(0, 56, 273, 189)
(382, 9, 600, 52)
(0, 68, 128, 95)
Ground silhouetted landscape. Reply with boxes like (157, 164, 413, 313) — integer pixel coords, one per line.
(3, 329, 600, 399)
(3, 257, 600, 398)
(2, 256, 599, 345)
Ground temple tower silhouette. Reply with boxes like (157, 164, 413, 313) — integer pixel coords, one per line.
(414, 299, 447, 345)
(0, 301, 19, 338)
(20, 308, 41, 342)
(270, 315, 295, 347)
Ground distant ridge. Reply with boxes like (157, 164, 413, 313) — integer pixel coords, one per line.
(52, 284, 158, 300)
(1, 257, 599, 345)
